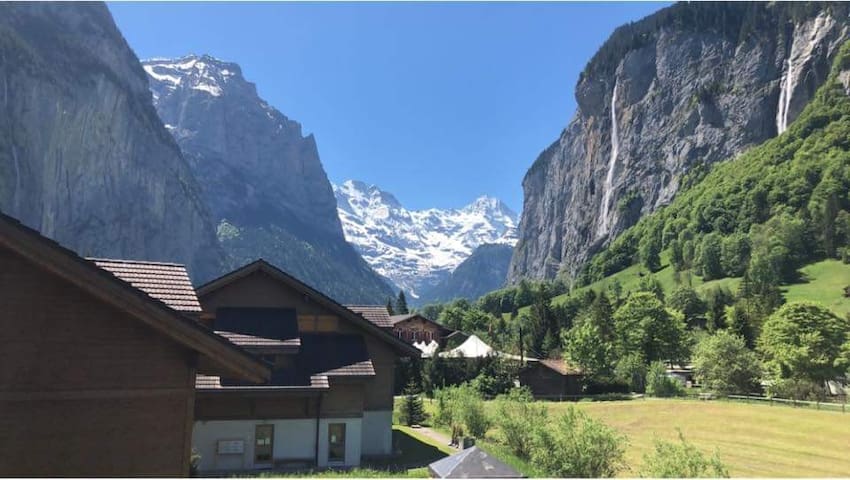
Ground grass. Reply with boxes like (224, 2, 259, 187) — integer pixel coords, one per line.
(425, 398, 850, 477)
(783, 259, 850, 317)
(506, 255, 848, 319)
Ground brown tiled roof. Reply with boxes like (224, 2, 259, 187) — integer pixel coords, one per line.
(196, 374, 329, 390)
(389, 313, 418, 325)
(322, 359, 376, 377)
(345, 305, 393, 328)
(215, 331, 300, 350)
(90, 258, 202, 313)
(539, 358, 581, 376)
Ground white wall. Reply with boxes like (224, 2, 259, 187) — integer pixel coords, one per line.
(361, 410, 393, 456)
(193, 417, 363, 472)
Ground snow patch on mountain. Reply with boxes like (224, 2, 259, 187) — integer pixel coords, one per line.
(333, 180, 518, 299)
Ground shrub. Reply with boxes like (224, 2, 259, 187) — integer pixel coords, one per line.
(455, 384, 491, 438)
(494, 387, 548, 459)
(433, 383, 491, 439)
(646, 361, 684, 397)
(529, 406, 626, 477)
(639, 431, 729, 478)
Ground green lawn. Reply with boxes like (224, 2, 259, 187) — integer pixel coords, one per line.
(426, 398, 850, 477)
(783, 259, 850, 317)
(507, 255, 848, 319)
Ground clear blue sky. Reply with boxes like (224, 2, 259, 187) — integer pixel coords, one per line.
(109, 2, 667, 212)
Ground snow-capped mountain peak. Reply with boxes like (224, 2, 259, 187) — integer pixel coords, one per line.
(333, 180, 518, 299)
(142, 54, 242, 98)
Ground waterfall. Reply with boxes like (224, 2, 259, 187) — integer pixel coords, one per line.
(776, 13, 832, 135)
(776, 57, 793, 134)
(597, 81, 619, 238)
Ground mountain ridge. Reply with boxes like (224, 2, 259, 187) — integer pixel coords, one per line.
(143, 55, 395, 303)
(334, 179, 517, 300)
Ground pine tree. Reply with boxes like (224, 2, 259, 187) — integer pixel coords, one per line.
(386, 298, 395, 316)
(396, 290, 409, 314)
(399, 379, 426, 426)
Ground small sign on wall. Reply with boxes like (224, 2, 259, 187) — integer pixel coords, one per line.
(217, 439, 245, 455)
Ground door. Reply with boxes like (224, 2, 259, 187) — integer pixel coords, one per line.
(328, 423, 346, 464)
(254, 424, 274, 467)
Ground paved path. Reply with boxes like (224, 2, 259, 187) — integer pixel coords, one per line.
(412, 425, 459, 451)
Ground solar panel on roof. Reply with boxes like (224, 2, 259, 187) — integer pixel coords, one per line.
(215, 307, 298, 340)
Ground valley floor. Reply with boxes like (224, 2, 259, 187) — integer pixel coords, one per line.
(423, 397, 850, 478)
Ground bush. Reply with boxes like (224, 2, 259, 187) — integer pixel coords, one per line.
(433, 383, 491, 439)
(494, 387, 548, 459)
(455, 384, 491, 438)
(646, 361, 685, 397)
(639, 431, 729, 478)
(529, 406, 627, 477)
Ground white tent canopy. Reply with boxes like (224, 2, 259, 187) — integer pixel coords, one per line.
(413, 339, 440, 358)
(437, 334, 532, 361)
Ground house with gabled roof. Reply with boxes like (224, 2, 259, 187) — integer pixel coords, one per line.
(189, 260, 419, 472)
(0, 213, 270, 477)
(389, 313, 454, 347)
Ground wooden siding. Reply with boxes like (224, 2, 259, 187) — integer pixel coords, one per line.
(0, 246, 196, 476)
(518, 363, 582, 399)
(393, 317, 444, 344)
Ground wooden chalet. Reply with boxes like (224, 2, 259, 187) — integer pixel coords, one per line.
(190, 260, 420, 472)
(519, 359, 582, 400)
(0, 213, 270, 477)
(389, 313, 454, 347)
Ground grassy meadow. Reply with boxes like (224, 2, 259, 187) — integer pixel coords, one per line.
(506, 253, 850, 320)
(423, 397, 850, 477)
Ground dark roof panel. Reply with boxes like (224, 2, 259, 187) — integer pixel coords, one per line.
(214, 307, 298, 341)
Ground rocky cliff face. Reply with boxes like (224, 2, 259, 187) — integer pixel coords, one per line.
(419, 243, 514, 305)
(144, 56, 394, 302)
(0, 3, 223, 281)
(334, 179, 517, 300)
(509, 2, 850, 283)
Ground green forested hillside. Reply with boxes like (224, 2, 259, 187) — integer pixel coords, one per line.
(420, 43, 850, 399)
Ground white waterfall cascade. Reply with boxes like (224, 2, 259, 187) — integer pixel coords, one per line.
(597, 80, 619, 238)
(776, 12, 833, 135)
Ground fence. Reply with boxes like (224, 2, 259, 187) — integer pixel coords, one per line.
(725, 394, 847, 413)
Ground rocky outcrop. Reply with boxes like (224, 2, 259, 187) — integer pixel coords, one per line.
(509, 2, 850, 283)
(144, 56, 394, 302)
(0, 3, 223, 281)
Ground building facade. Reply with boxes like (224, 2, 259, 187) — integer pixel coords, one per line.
(190, 261, 418, 472)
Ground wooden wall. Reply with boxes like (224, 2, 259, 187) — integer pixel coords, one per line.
(0, 247, 196, 476)
(519, 364, 582, 399)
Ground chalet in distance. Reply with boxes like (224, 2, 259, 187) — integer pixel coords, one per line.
(190, 260, 419, 472)
(389, 312, 454, 347)
(519, 359, 582, 400)
(0, 213, 270, 477)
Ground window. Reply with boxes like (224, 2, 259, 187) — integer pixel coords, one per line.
(254, 424, 274, 465)
(328, 423, 346, 464)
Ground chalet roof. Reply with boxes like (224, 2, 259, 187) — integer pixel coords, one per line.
(538, 358, 581, 376)
(215, 331, 300, 352)
(196, 334, 375, 391)
(346, 305, 393, 328)
(197, 260, 419, 357)
(90, 258, 202, 313)
(0, 212, 269, 384)
(428, 446, 523, 478)
(196, 374, 329, 391)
